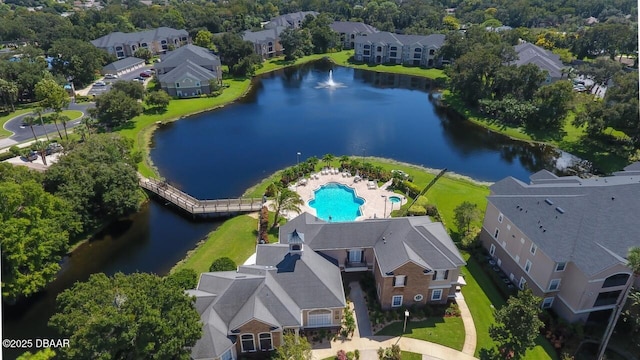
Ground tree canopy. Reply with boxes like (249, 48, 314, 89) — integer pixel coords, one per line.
(90, 89, 143, 128)
(210, 257, 237, 272)
(49, 272, 202, 359)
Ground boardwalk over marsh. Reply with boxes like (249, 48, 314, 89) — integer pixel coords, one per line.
(139, 176, 263, 216)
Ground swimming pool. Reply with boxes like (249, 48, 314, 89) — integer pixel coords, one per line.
(389, 196, 402, 204)
(308, 183, 364, 222)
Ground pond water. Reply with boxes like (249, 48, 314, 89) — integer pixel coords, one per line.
(3, 61, 582, 358)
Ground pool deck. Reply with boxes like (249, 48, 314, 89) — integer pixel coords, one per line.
(288, 169, 407, 221)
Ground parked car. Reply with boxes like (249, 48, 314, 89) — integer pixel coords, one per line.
(133, 76, 145, 83)
(139, 72, 152, 78)
(94, 80, 107, 86)
(104, 74, 118, 79)
(26, 151, 38, 161)
(573, 84, 587, 92)
(46, 142, 64, 155)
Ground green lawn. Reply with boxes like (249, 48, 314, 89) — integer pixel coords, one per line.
(401, 351, 422, 359)
(461, 253, 558, 359)
(325, 51, 447, 80)
(170, 214, 259, 274)
(376, 317, 465, 350)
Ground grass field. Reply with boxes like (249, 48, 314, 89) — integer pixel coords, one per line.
(376, 317, 465, 350)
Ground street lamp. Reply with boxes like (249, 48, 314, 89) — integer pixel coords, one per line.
(381, 195, 387, 218)
(403, 310, 410, 333)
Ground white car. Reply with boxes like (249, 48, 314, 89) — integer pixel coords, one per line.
(94, 81, 107, 86)
(104, 74, 118, 79)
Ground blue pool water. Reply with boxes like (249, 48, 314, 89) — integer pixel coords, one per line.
(309, 183, 364, 222)
(389, 196, 401, 203)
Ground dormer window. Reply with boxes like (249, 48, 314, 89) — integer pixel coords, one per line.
(288, 229, 304, 253)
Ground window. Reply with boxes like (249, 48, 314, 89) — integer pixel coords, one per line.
(432, 271, 438, 281)
(489, 244, 496, 256)
(348, 249, 363, 263)
(429, 49, 435, 55)
(525, 260, 532, 273)
(555, 262, 566, 272)
(221, 348, 233, 360)
(530, 244, 537, 255)
(176, 83, 180, 88)
(494, 228, 500, 240)
(376, 46, 382, 51)
(141, 42, 148, 47)
(414, 294, 424, 302)
(542, 297, 554, 309)
(594, 290, 622, 307)
(364, 45, 370, 49)
(444, 270, 449, 280)
(364, 50, 370, 56)
(308, 310, 331, 326)
(390, 52, 397, 57)
(116, 46, 123, 51)
(334, 310, 340, 320)
(414, 48, 422, 52)
(161, 40, 167, 44)
(519, 277, 527, 290)
(259, 333, 272, 351)
(498, 213, 503, 223)
(241, 334, 255, 352)
(392, 295, 403, 307)
(431, 289, 442, 301)
(413, 53, 421, 59)
(603, 273, 630, 288)
(549, 279, 561, 291)
(394, 275, 406, 287)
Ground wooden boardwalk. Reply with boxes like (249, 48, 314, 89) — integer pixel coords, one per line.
(139, 176, 264, 216)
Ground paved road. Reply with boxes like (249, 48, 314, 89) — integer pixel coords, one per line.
(86, 64, 154, 97)
(3, 102, 92, 144)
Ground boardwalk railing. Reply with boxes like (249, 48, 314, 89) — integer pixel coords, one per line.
(139, 176, 263, 216)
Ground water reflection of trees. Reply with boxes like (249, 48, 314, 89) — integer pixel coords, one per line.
(353, 69, 435, 91)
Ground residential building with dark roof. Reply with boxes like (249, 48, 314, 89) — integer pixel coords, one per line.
(154, 44, 222, 98)
(264, 11, 318, 30)
(242, 27, 285, 59)
(354, 32, 446, 67)
(480, 162, 640, 323)
(188, 213, 465, 359)
(91, 27, 189, 59)
(101, 57, 145, 76)
(330, 21, 379, 49)
(513, 42, 566, 83)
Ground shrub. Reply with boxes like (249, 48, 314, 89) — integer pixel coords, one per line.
(9, 145, 21, 157)
(165, 268, 198, 289)
(354, 349, 360, 360)
(425, 204, 439, 216)
(209, 257, 237, 272)
(407, 204, 426, 216)
(415, 195, 429, 207)
(346, 351, 355, 360)
(445, 302, 461, 317)
(337, 350, 347, 360)
(403, 180, 422, 198)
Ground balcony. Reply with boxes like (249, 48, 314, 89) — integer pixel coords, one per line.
(345, 257, 368, 272)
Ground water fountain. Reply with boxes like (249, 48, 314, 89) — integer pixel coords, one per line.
(316, 70, 345, 89)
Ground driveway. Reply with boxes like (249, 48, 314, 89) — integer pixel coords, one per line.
(83, 65, 155, 97)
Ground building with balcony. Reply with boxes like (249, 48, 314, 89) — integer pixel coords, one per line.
(91, 27, 189, 59)
(353, 32, 445, 67)
(330, 21, 378, 49)
(480, 162, 640, 323)
(154, 44, 222, 98)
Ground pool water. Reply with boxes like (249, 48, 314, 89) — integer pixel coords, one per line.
(309, 183, 364, 222)
(389, 196, 401, 203)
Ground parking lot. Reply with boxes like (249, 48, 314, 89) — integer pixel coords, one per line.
(85, 65, 155, 96)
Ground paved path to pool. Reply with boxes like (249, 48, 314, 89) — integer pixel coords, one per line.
(289, 170, 406, 221)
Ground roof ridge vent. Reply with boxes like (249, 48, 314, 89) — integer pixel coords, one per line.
(544, 198, 554, 205)
(555, 207, 565, 214)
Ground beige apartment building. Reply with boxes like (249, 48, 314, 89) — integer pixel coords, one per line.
(480, 163, 640, 323)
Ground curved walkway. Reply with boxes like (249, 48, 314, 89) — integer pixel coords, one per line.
(312, 282, 478, 359)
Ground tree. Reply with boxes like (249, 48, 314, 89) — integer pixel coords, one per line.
(0, 78, 18, 112)
(193, 29, 214, 50)
(529, 81, 573, 130)
(0, 168, 80, 302)
(133, 47, 153, 62)
(50, 38, 115, 88)
(269, 184, 304, 230)
(272, 332, 312, 360)
(279, 27, 314, 61)
(489, 289, 544, 359)
(49, 272, 202, 359)
(454, 201, 481, 234)
(210, 257, 237, 272)
(165, 268, 198, 290)
(35, 78, 70, 113)
(303, 13, 338, 53)
(33, 106, 50, 142)
(603, 72, 639, 144)
(16, 348, 56, 360)
(111, 80, 146, 100)
(43, 134, 141, 232)
(91, 90, 143, 128)
(212, 33, 261, 77)
(322, 153, 335, 166)
(377, 344, 401, 360)
(146, 90, 171, 110)
(47, 111, 64, 140)
(22, 115, 39, 143)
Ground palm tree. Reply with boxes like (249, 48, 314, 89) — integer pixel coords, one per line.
(270, 185, 304, 230)
(33, 140, 47, 166)
(59, 114, 70, 140)
(23, 116, 39, 143)
(339, 155, 350, 169)
(49, 111, 64, 140)
(34, 106, 50, 142)
(81, 116, 96, 138)
(322, 153, 335, 167)
(306, 156, 319, 172)
(598, 247, 640, 359)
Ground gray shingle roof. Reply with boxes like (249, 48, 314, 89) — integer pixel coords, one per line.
(91, 27, 187, 48)
(102, 57, 145, 72)
(266, 11, 318, 29)
(155, 44, 220, 72)
(356, 32, 445, 48)
(157, 59, 218, 83)
(242, 27, 284, 43)
(330, 21, 379, 35)
(279, 214, 465, 274)
(488, 164, 640, 276)
(513, 42, 565, 78)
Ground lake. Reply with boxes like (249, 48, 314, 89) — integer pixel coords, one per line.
(3, 61, 576, 358)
